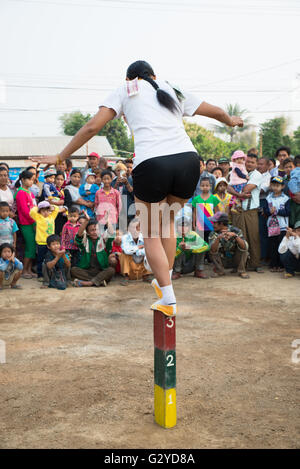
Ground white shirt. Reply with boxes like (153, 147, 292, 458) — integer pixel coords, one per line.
(0, 186, 14, 207)
(278, 235, 300, 259)
(100, 80, 202, 168)
(242, 169, 263, 211)
(259, 171, 271, 199)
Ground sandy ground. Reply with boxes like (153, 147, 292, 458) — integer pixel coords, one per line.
(0, 267, 299, 449)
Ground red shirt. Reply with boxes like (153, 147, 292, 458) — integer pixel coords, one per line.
(95, 187, 122, 225)
(61, 221, 80, 250)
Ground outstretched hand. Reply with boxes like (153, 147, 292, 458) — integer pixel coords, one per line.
(29, 155, 58, 165)
(230, 116, 244, 128)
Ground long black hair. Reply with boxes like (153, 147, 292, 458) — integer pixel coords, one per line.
(15, 170, 35, 189)
(126, 60, 179, 114)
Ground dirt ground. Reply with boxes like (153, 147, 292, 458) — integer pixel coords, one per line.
(0, 267, 299, 449)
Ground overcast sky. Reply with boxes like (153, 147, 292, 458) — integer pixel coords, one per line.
(1, 0, 300, 142)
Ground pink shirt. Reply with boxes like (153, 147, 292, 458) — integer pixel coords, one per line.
(61, 221, 80, 250)
(15, 189, 36, 225)
(95, 187, 122, 225)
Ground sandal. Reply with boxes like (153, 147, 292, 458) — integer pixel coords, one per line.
(239, 272, 250, 279)
(10, 284, 22, 289)
(73, 279, 84, 288)
(22, 273, 32, 279)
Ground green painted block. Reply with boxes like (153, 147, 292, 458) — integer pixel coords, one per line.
(154, 348, 176, 390)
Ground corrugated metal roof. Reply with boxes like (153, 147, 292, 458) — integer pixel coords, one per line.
(0, 136, 115, 158)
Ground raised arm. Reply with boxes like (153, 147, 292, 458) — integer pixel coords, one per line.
(30, 107, 116, 165)
(194, 102, 244, 128)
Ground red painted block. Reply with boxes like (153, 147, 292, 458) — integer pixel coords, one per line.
(153, 310, 176, 351)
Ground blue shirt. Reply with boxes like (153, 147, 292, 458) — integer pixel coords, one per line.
(0, 217, 18, 245)
(0, 257, 23, 280)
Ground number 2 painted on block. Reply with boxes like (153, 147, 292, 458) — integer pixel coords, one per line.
(166, 354, 174, 367)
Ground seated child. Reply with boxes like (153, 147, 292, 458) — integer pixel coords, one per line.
(172, 216, 209, 279)
(111, 229, 123, 274)
(0, 243, 23, 290)
(79, 172, 98, 217)
(61, 206, 81, 267)
(41, 169, 60, 201)
(30, 201, 66, 280)
(214, 177, 232, 216)
(278, 223, 300, 278)
(0, 201, 18, 249)
(229, 150, 248, 209)
(42, 234, 71, 290)
(120, 218, 152, 284)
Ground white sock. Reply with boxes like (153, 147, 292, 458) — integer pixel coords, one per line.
(160, 284, 176, 305)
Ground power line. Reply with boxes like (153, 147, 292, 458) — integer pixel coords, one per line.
(8, 0, 300, 15)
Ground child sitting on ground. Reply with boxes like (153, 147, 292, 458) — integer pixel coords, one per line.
(229, 150, 248, 210)
(42, 234, 71, 290)
(278, 223, 300, 278)
(61, 206, 81, 267)
(0, 201, 18, 249)
(120, 218, 152, 285)
(29, 201, 66, 280)
(0, 243, 23, 290)
(79, 172, 98, 217)
(172, 215, 209, 280)
(111, 229, 123, 274)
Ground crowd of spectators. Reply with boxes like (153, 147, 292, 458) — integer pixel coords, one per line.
(0, 145, 299, 290)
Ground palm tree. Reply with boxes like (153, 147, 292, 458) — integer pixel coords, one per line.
(212, 103, 251, 142)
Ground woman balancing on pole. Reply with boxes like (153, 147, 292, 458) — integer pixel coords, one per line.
(31, 60, 243, 317)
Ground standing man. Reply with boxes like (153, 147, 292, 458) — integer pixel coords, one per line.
(228, 153, 263, 272)
(218, 156, 231, 182)
(112, 158, 135, 229)
(271, 146, 291, 178)
(257, 157, 271, 264)
(208, 212, 249, 278)
(206, 159, 217, 173)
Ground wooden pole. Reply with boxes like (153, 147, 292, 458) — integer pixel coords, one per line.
(153, 310, 176, 428)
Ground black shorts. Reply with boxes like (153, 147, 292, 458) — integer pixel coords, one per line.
(132, 152, 200, 203)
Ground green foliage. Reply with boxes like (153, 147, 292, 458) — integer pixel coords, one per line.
(59, 111, 134, 156)
(293, 126, 300, 155)
(184, 122, 247, 159)
(259, 116, 300, 158)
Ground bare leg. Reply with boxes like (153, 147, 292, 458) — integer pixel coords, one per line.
(135, 195, 188, 287)
(161, 195, 189, 270)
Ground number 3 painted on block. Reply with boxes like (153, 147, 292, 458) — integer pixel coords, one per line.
(166, 318, 174, 328)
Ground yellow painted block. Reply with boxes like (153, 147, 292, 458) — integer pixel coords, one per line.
(154, 384, 176, 428)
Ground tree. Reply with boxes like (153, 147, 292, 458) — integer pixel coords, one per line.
(212, 103, 251, 142)
(260, 117, 289, 158)
(59, 111, 134, 156)
(184, 121, 247, 159)
(293, 126, 300, 155)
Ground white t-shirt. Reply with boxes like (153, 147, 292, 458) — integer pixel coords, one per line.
(241, 169, 263, 211)
(0, 186, 14, 207)
(100, 79, 202, 168)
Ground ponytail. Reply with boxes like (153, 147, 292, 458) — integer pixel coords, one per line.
(15, 170, 34, 189)
(126, 60, 179, 114)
